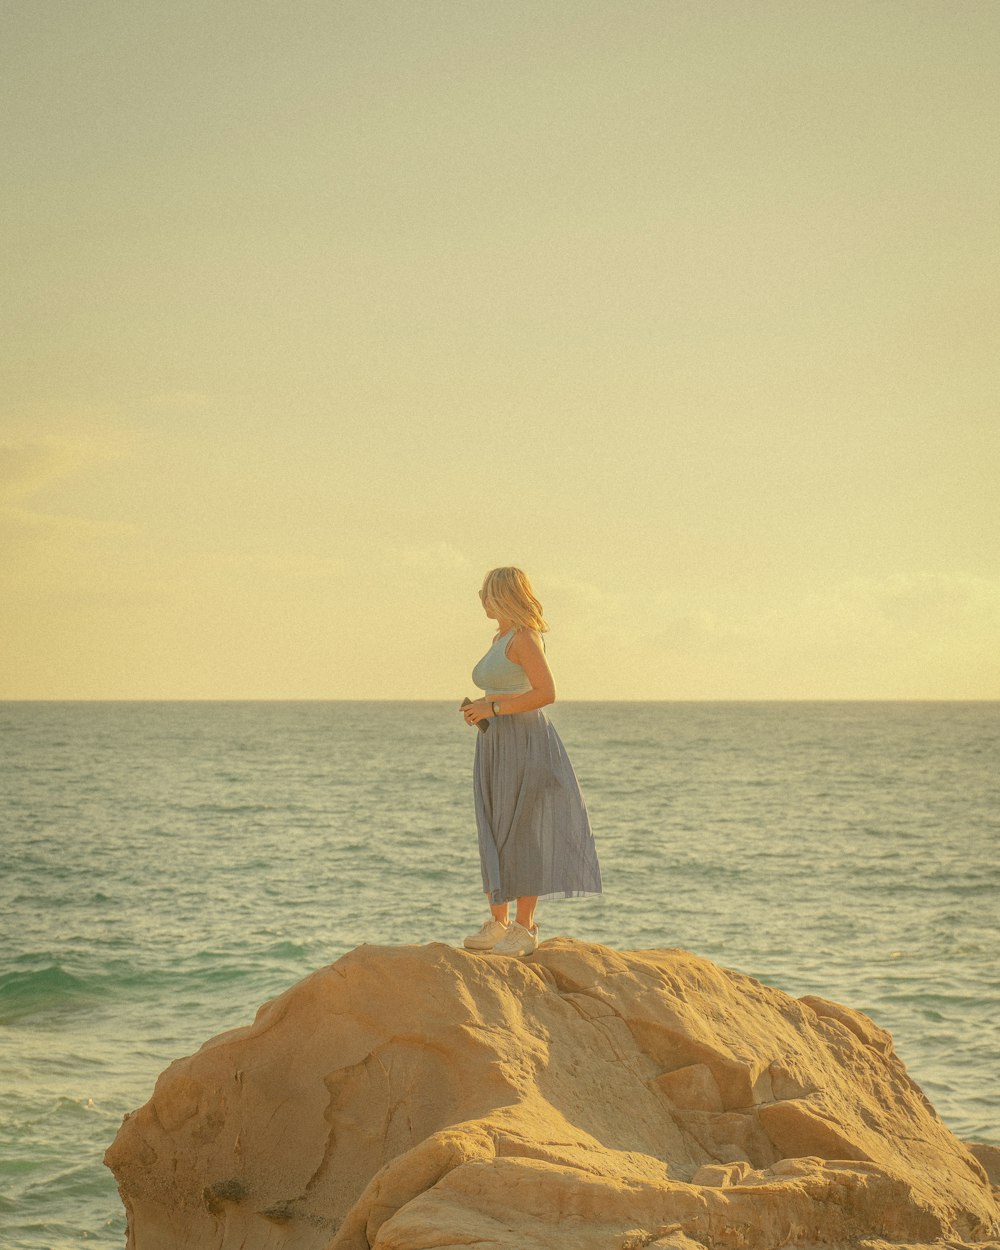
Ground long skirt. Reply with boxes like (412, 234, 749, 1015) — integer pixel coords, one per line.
(473, 708, 602, 905)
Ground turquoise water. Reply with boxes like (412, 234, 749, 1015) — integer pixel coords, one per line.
(1, 700, 998, 1249)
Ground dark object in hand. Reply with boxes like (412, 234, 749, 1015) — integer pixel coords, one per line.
(462, 697, 489, 733)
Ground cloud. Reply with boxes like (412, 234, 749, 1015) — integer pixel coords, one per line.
(0, 505, 130, 545)
(633, 572, 1000, 678)
(0, 436, 135, 591)
(653, 608, 741, 653)
(0, 439, 94, 504)
(0, 434, 129, 503)
(541, 573, 626, 617)
(795, 572, 1000, 645)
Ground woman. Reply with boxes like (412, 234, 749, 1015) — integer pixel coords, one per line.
(460, 567, 602, 956)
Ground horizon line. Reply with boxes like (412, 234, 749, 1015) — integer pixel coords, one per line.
(2, 697, 997, 706)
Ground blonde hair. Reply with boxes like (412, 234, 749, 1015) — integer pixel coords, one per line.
(480, 567, 549, 633)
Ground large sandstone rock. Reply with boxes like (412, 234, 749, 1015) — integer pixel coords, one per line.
(105, 941, 999, 1250)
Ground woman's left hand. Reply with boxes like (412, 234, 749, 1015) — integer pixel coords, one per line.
(461, 698, 493, 727)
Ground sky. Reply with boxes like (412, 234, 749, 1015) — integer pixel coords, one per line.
(2, 1, 998, 700)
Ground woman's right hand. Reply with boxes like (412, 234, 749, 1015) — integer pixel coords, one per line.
(461, 697, 492, 727)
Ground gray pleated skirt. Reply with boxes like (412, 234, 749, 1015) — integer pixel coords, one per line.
(473, 708, 602, 905)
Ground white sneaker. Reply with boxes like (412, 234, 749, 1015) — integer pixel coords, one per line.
(490, 921, 539, 957)
(463, 918, 510, 951)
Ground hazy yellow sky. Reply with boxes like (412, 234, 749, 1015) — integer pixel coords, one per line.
(3, 2, 998, 700)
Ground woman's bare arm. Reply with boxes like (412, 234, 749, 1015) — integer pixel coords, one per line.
(461, 629, 555, 724)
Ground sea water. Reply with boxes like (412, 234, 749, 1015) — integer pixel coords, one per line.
(1, 700, 998, 1249)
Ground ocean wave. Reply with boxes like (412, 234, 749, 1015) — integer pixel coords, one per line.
(0, 953, 308, 1025)
(0, 967, 94, 1024)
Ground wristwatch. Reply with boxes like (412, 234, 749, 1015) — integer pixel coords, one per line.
(491, 701, 500, 717)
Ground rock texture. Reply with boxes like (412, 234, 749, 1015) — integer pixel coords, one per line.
(105, 941, 1000, 1250)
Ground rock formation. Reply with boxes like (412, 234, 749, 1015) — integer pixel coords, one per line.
(105, 941, 1000, 1250)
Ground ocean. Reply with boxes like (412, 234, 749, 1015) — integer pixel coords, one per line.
(1, 700, 998, 1249)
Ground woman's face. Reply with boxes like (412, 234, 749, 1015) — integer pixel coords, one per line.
(479, 587, 496, 619)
